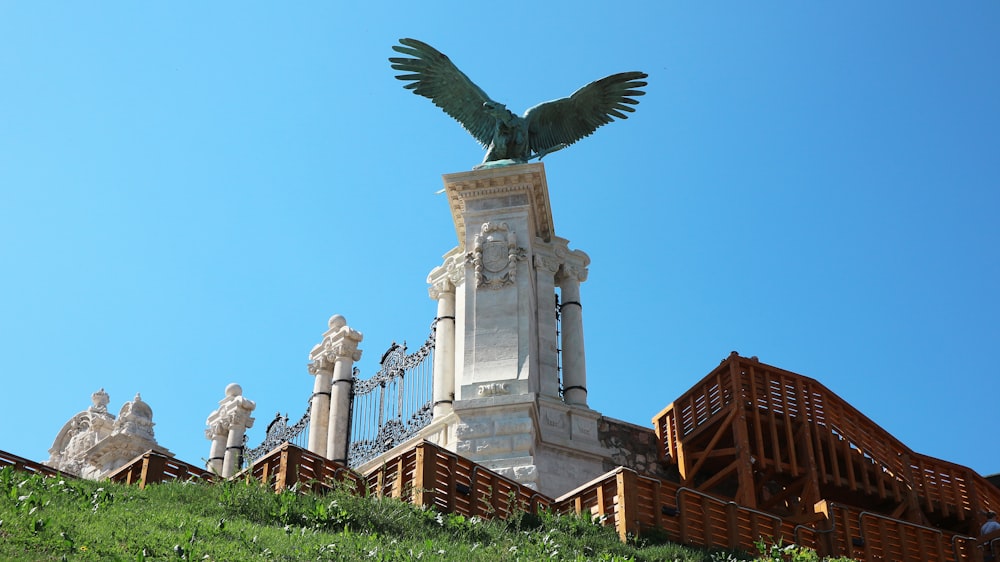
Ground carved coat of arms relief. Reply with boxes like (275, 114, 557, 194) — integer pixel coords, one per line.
(468, 222, 525, 289)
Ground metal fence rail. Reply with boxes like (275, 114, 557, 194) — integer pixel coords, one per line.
(348, 323, 436, 467)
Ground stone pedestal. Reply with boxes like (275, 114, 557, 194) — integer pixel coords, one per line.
(412, 163, 610, 496)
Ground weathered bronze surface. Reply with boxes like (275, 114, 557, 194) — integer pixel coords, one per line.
(390, 38, 647, 168)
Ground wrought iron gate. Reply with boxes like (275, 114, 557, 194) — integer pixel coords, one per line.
(347, 322, 436, 467)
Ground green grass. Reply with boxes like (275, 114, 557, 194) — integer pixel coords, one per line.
(0, 467, 851, 561)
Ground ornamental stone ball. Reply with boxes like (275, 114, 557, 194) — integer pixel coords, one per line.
(328, 314, 347, 330)
(390, 38, 647, 168)
(225, 383, 243, 397)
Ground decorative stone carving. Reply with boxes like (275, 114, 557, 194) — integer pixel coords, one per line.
(467, 222, 525, 289)
(47, 390, 172, 480)
(309, 314, 364, 367)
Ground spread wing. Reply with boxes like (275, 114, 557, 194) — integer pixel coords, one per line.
(390, 38, 497, 148)
(524, 72, 647, 156)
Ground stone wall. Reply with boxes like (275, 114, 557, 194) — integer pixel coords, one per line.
(598, 416, 678, 482)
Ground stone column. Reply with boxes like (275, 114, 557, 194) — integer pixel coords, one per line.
(558, 252, 590, 407)
(310, 314, 363, 463)
(204, 422, 228, 476)
(205, 383, 256, 478)
(428, 273, 456, 419)
(534, 244, 563, 399)
(306, 360, 333, 458)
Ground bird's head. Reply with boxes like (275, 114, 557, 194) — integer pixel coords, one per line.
(482, 101, 508, 117)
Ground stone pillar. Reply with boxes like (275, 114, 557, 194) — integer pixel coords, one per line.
(428, 254, 461, 419)
(309, 314, 363, 463)
(534, 244, 563, 399)
(204, 422, 228, 476)
(306, 360, 333, 458)
(558, 252, 590, 407)
(205, 383, 256, 478)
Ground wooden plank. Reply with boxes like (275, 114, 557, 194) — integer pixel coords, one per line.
(651, 478, 663, 531)
(725, 502, 739, 550)
(446, 454, 457, 514)
(858, 445, 872, 497)
(749, 366, 767, 471)
(825, 405, 843, 487)
(779, 374, 799, 476)
(391, 455, 404, 499)
(839, 426, 857, 492)
(766, 384, 783, 473)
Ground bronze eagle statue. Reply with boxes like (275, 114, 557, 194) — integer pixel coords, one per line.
(390, 38, 648, 168)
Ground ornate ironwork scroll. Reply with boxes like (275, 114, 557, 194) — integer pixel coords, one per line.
(243, 404, 311, 466)
(347, 322, 436, 467)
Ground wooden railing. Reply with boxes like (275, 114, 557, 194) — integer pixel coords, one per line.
(363, 440, 553, 519)
(106, 451, 215, 489)
(242, 442, 365, 495)
(554, 467, 802, 552)
(0, 449, 67, 478)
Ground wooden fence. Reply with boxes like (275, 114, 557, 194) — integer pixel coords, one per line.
(106, 450, 215, 489)
(4, 440, 991, 560)
(553, 465, 987, 562)
(0, 449, 67, 478)
(241, 442, 366, 495)
(363, 440, 553, 519)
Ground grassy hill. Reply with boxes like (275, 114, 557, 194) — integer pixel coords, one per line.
(0, 466, 849, 561)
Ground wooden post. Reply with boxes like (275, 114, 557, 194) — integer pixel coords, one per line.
(391, 456, 405, 499)
(615, 469, 639, 542)
(139, 452, 167, 489)
(412, 444, 436, 509)
(730, 358, 756, 508)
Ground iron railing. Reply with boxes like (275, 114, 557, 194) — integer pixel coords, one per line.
(347, 322, 436, 467)
(244, 406, 311, 466)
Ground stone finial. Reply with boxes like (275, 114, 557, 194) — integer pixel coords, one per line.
(90, 388, 110, 413)
(328, 314, 347, 330)
(309, 315, 363, 369)
(205, 382, 257, 434)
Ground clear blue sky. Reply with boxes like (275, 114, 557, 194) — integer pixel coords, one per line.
(2, 3, 998, 477)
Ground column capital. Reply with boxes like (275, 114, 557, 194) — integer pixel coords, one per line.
(428, 247, 465, 297)
(309, 314, 364, 369)
(206, 383, 257, 436)
(532, 238, 562, 275)
(557, 248, 591, 285)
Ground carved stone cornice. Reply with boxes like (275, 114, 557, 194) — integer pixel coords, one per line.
(442, 163, 553, 248)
